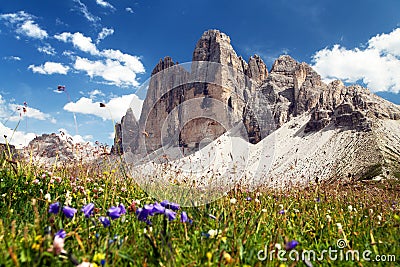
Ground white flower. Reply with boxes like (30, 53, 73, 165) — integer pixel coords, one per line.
(262, 208, 268, 213)
(293, 208, 300, 213)
(44, 193, 51, 202)
(336, 223, 343, 230)
(274, 243, 282, 250)
(208, 229, 221, 238)
(348, 205, 353, 212)
(377, 215, 382, 221)
(65, 191, 72, 206)
(326, 214, 332, 222)
(230, 198, 237, 204)
(255, 198, 260, 203)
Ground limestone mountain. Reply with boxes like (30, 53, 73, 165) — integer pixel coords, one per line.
(114, 29, 400, 184)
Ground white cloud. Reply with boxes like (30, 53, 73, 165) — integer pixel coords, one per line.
(101, 49, 144, 73)
(7, 104, 56, 123)
(64, 93, 143, 121)
(125, 7, 134, 14)
(3, 56, 21, 61)
(312, 28, 400, 93)
(73, 0, 100, 23)
(54, 31, 144, 87)
(17, 20, 48, 39)
(0, 11, 48, 39)
(96, 0, 116, 10)
(55, 32, 99, 55)
(74, 56, 141, 87)
(0, 122, 36, 148)
(88, 89, 105, 99)
(97, 27, 114, 44)
(37, 43, 56, 55)
(28, 62, 70, 75)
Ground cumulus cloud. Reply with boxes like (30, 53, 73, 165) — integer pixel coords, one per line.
(37, 43, 56, 55)
(74, 56, 142, 87)
(63, 93, 143, 121)
(125, 7, 134, 14)
(97, 27, 114, 44)
(54, 31, 144, 87)
(95, 0, 116, 10)
(7, 104, 57, 123)
(0, 122, 36, 148)
(312, 28, 400, 93)
(54, 32, 99, 55)
(73, 0, 100, 23)
(0, 10, 48, 39)
(28, 62, 70, 75)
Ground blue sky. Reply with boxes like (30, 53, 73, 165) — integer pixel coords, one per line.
(1, 0, 399, 148)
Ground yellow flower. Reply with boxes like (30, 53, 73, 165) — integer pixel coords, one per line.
(31, 243, 40, 251)
(206, 252, 212, 261)
(93, 253, 105, 262)
(223, 252, 233, 263)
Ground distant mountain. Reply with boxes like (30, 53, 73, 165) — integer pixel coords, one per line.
(114, 29, 400, 186)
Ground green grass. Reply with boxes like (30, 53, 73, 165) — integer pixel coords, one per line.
(0, 155, 399, 267)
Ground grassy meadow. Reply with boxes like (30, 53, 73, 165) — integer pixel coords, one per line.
(0, 151, 399, 267)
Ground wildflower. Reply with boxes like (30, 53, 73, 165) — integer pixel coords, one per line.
(315, 197, 321, 203)
(164, 209, 176, 221)
(160, 200, 180, 211)
(99, 216, 111, 227)
(44, 193, 51, 202)
(206, 252, 212, 261)
(93, 253, 106, 263)
(152, 202, 165, 214)
(275, 243, 282, 250)
(136, 208, 151, 222)
(246, 197, 252, 201)
(255, 198, 260, 203)
(180, 211, 189, 223)
(207, 229, 221, 238)
(55, 229, 66, 239)
(65, 191, 72, 206)
(230, 198, 237, 204)
(82, 203, 95, 218)
(49, 202, 60, 214)
(48, 236, 66, 255)
(262, 208, 268, 213)
(107, 204, 125, 220)
(63, 206, 77, 219)
(32, 179, 39, 184)
(279, 209, 286, 215)
(326, 214, 332, 223)
(348, 205, 353, 212)
(223, 252, 233, 263)
(285, 240, 299, 250)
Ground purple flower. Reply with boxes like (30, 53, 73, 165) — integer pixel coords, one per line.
(119, 204, 126, 215)
(49, 202, 60, 214)
(136, 208, 151, 222)
(160, 200, 180, 211)
(99, 216, 111, 227)
(55, 229, 66, 239)
(81, 203, 95, 218)
(107, 206, 122, 220)
(164, 209, 176, 221)
(246, 197, 252, 201)
(315, 197, 321, 203)
(180, 211, 189, 223)
(62, 206, 77, 219)
(152, 202, 165, 214)
(279, 210, 285, 215)
(285, 240, 299, 250)
(144, 204, 155, 215)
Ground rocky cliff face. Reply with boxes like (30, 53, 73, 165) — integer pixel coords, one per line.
(114, 29, 400, 182)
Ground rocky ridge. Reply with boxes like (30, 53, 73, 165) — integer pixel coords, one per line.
(114, 29, 400, 183)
